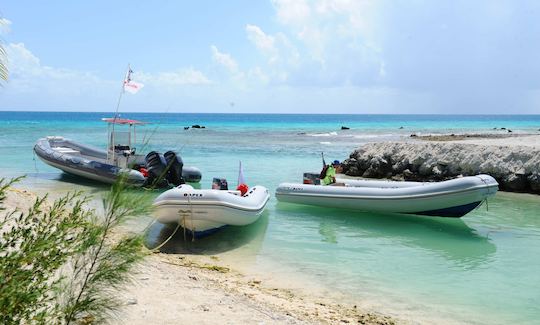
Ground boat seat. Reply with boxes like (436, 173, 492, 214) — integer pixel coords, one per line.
(55, 147, 80, 154)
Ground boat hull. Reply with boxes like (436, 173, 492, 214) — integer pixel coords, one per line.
(34, 137, 146, 186)
(153, 185, 270, 233)
(34, 136, 201, 186)
(275, 175, 498, 218)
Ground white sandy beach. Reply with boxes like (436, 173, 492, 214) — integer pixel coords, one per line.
(118, 253, 396, 325)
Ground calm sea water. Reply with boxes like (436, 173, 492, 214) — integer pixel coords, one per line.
(1, 111, 540, 324)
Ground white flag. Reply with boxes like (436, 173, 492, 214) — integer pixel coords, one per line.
(124, 80, 144, 94)
(123, 67, 144, 94)
(237, 161, 245, 185)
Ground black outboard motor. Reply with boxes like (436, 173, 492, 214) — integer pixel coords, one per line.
(144, 151, 169, 188)
(164, 151, 185, 186)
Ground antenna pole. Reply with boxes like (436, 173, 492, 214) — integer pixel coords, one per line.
(109, 64, 130, 164)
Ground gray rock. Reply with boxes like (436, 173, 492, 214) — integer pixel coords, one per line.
(504, 174, 528, 191)
(402, 169, 414, 180)
(419, 162, 436, 176)
(345, 166, 360, 176)
(342, 141, 540, 194)
(362, 167, 379, 178)
(528, 173, 540, 193)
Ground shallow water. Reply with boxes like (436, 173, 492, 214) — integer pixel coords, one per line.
(1, 112, 540, 324)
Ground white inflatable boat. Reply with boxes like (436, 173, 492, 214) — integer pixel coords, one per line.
(153, 184, 270, 235)
(276, 174, 498, 218)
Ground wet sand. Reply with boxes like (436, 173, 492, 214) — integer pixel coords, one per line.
(119, 253, 395, 325)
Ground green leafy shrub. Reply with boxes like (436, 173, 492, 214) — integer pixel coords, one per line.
(0, 178, 151, 324)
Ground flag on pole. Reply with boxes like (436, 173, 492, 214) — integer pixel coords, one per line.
(123, 68, 144, 94)
(237, 160, 246, 186)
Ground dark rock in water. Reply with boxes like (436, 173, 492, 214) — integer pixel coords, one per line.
(501, 127, 507, 130)
(528, 173, 540, 193)
(493, 127, 498, 130)
(508, 129, 512, 133)
(402, 169, 414, 180)
(437, 160, 449, 167)
(392, 158, 409, 173)
(504, 174, 527, 191)
(201, 126, 206, 129)
(418, 163, 434, 176)
(342, 157, 357, 171)
(341, 126, 350, 130)
(345, 165, 360, 176)
(192, 125, 202, 129)
(184, 126, 190, 130)
(399, 126, 404, 129)
(450, 134, 455, 137)
(362, 156, 392, 178)
(362, 167, 381, 178)
(410, 134, 417, 137)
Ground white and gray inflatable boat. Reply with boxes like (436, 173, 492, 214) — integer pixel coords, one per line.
(34, 136, 202, 187)
(276, 174, 498, 218)
(153, 184, 270, 235)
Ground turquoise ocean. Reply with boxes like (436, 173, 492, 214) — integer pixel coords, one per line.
(1, 111, 540, 324)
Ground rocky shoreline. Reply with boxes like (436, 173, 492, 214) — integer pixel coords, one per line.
(342, 141, 540, 194)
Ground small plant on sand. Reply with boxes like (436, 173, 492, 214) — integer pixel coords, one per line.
(0, 177, 152, 324)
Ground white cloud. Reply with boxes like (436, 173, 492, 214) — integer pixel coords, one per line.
(262, 0, 385, 87)
(248, 66, 270, 85)
(0, 43, 212, 110)
(5, 42, 104, 95)
(0, 18, 12, 35)
(246, 24, 278, 62)
(6, 43, 41, 75)
(138, 68, 211, 87)
(272, 0, 311, 27)
(211, 45, 238, 73)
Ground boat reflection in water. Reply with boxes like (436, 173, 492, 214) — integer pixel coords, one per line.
(145, 211, 269, 255)
(278, 203, 496, 268)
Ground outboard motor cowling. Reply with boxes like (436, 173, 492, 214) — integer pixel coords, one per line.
(164, 151, 185, 186)
(144, 151, 169, 187)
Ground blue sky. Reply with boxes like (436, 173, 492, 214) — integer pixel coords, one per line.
(1, 0, 539, 114)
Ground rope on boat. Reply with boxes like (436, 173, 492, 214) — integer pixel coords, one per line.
(186, 193, 195, 243)
(32, 150, 39, 174)
(148, 190, 196, 251)
(150, 221, 181, 252)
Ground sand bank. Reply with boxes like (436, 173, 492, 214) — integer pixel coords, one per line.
(119, 253, 395, 325)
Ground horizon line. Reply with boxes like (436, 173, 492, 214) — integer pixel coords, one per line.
(1, 110, 539, 116)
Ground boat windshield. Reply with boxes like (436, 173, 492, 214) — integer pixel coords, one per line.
(110, 131, 130, 149)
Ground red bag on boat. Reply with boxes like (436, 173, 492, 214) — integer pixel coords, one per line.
(139, 167, 149, 178)
(237, 183, 249, 196)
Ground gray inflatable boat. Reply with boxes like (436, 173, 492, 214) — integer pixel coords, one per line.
(276, 175, 499, 218)
(34, 136, 202, 187)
